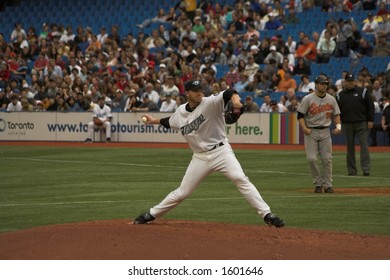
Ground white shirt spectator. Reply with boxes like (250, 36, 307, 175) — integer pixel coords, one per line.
(362, 18, 379, 34)
(7, 100, 22, 112)
(160, 97, 176, 112)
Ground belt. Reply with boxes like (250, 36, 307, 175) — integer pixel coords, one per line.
(308, 126, 329, 129)
(209, 142, 224, 151)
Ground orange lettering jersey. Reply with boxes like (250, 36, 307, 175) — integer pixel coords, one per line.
(297, 93, 340, 127)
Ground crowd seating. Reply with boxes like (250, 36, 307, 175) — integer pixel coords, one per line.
(0, 0, 389, 110)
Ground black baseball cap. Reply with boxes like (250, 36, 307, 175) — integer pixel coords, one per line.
(315, 75, 330, 84)
(345, 74, 355, 81)
(185, 80, 203, 91)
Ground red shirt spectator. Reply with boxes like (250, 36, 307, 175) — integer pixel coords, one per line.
(295, 35, 317, 62)
(34, 52, 49, 72)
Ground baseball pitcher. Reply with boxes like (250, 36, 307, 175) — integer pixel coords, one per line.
(134, 80, 284, 227)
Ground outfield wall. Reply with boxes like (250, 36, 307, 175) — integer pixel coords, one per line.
(0, 112, 304, 144)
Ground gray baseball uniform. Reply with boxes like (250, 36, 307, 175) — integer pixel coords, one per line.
(297, 92, 341, 189)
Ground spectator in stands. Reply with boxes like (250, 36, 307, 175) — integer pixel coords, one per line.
(10, 23, 26, 43)
(375, 14, 390, 39)
(371, 80, 383, 103)
(244, 55, 260, 81)
(137, 8, 169, 29)
(376, 2, 388, 17)
(255, 72, 272, 92)
(7, 95, 22, 112)
(294, 35, 317, 65)
(124, 90, 142, 112)
(224, 63, 240, 88)
(298, 74, 315, 93)
(0, 88, 9, 111)
(270, 99, 288, 112)
(259, 94, 271, 112)
(282, 7, 300, 25)
(362, 13, 379, 34)
(285, 35, 297, 55)
(355, 38, 373, 57)
(334, 18, 356, 57)
(111, 89, 127, 112)
(234, 73, 250, 94)
(160, 93, 176, 112)
(370, 92, 390, 146)
(214, 46, 227, 64)
(316, 30, 336, 63)
(264, 45, 283, 65)
(287, 96, 300, 112)
(34, 51, 49, 75)
(244, 95, 260, 112)
(293, 57, 311, 76)
(133, 94, 159, 112)
(162, 76, 180, 99)
(56, 97, 69, 112)
(192, 16, 206, 35)
(373, 34, 390, 57)
(284, 88, 296, 107)
(67, 96, 82, 112)
(140, 82, 160, 106)
(265, 13, 284, 30)
(276, 71, 297, 92)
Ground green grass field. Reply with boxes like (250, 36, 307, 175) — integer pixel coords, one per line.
(0, 145, 389, 236)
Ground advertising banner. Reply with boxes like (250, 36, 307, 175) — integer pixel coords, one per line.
(0, 112, 304, 144)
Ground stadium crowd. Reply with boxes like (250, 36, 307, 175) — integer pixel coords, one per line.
(0, 0, 389, 117)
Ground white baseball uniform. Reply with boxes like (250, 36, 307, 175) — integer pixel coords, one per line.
(149, 91, 272, 219)
(87, 104, 112, 139)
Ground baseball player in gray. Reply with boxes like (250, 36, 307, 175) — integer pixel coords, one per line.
(297, 75, 342, 193)
(134, 80, 284, 227)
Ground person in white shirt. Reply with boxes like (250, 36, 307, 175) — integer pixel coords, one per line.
(260, 94, 272, 112)
(134, 80, 284, 227)
(141, 83, 160, 106)
(362, 13, 379, 34)
(159, 94, 176, 112)
(264, 45, 284, 64)
(316, 30, 336, 63)
(85, 96, 112, 143)
(6, 95, 22, 112)
(270, 100, 288, 113)
(97, 27, 108, 45)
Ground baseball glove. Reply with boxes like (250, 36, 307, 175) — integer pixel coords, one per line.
(93, 118, 104, 126)
(224, 100, 245, 124)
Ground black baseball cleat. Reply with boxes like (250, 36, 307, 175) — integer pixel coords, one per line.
(314, 186, 322, 193)
(264, 213, 285, 228)
(363, 172, 370, 176)
(134, 212, 155, 224)
(324, 187, 334, 193)
(106, 137, 111, 143)
(84, 138, 92, 144)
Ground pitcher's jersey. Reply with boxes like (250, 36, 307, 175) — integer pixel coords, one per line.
(169, 92, 227, 153)
(297, 93, 340, 128)
(92, 104, 112, 122)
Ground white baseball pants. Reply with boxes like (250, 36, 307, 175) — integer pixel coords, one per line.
(150, 143, 271, 219)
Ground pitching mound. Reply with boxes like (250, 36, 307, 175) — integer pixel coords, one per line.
(0, 220, 389, 260)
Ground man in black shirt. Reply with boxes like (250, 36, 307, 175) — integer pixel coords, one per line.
(336, 74, 375, 176)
